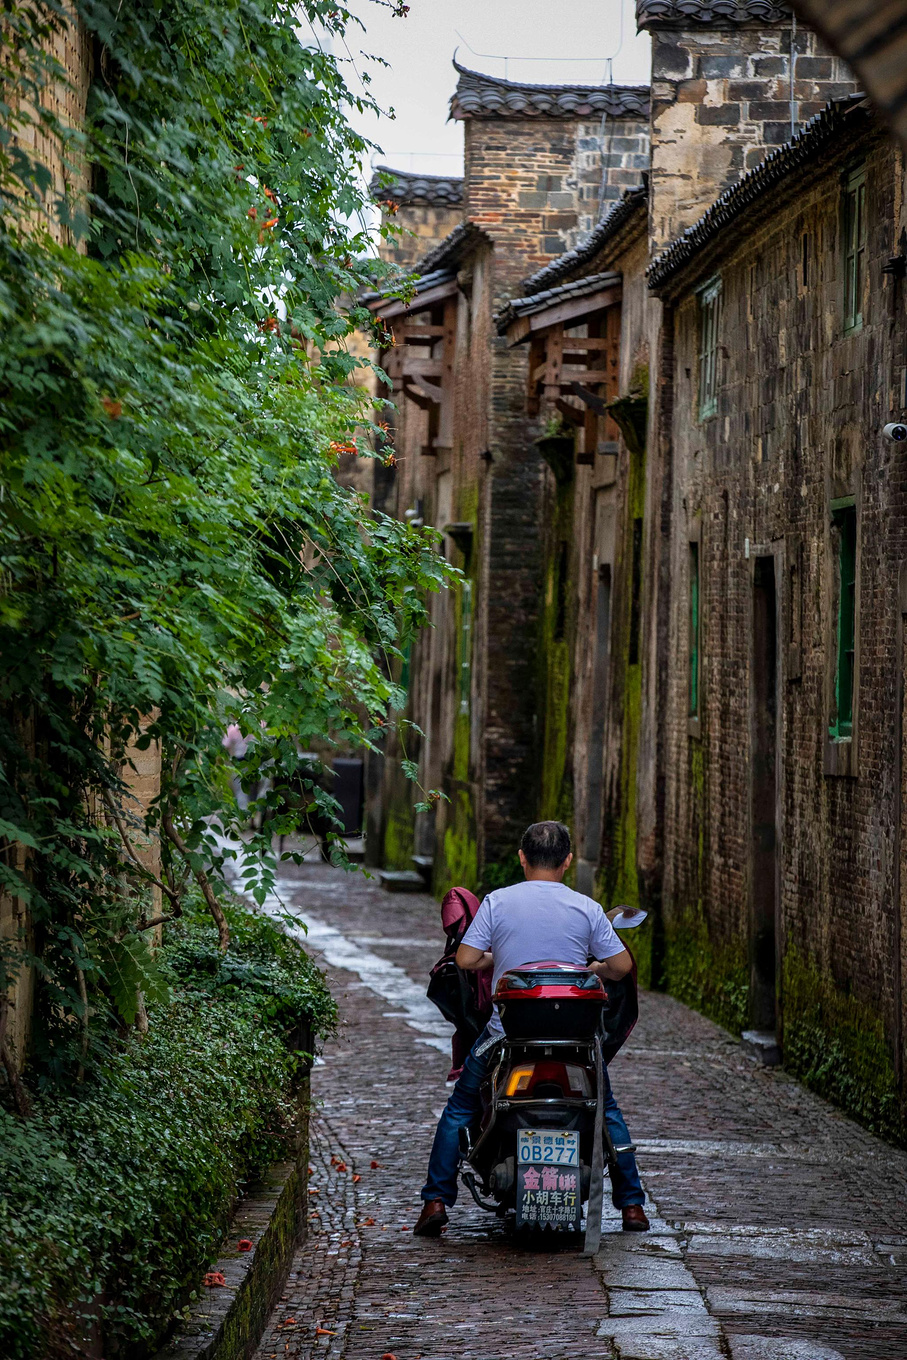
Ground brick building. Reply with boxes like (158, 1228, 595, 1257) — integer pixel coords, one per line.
(361, 9, 907, 1135)
(363, 63, 650, 888)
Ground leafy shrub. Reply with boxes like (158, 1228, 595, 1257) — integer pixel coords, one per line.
(0, 902, 333, 1359)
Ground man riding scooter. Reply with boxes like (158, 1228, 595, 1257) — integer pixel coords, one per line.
(414, 820, 649, 1237)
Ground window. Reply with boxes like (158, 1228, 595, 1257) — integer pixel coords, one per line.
(698, 278, 721, 420)
(689, 541, 700, 718)
(830, 503, 856, 740)
(843, 169, 866, 332)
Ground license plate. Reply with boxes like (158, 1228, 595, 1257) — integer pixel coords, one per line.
(517, 1128, 579, 1167)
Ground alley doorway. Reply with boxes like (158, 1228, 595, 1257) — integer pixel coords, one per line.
(750, 553, 780, 1034)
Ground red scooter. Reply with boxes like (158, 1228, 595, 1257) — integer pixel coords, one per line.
(458, 953, 639, 1253)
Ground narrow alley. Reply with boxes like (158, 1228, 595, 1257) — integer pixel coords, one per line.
(254, 864, 907, 1360)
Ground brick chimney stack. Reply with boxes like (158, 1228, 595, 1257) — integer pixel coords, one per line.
(637, 0, 861, 251)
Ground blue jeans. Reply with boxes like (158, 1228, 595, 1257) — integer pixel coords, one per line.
(421, 1027, 645, 1209)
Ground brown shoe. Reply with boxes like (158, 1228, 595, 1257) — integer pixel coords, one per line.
(413, 1198, 449, 1237)
(622, 1205, 649, 1232)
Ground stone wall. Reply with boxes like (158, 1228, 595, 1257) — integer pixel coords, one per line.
(656, 115, 907, 1129)
(644, 15, 860, 248)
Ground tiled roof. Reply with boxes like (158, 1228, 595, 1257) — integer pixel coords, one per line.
(647, 97, 872, 292)
(449, 62, 649, 121)
(417, 221, 492, 275)
(369, 165, 464, 208)
(360, 267, 457, 309)
(519, 186, 648, 296)
(636, 0, 791, 27)
(496, 271, 622, 333)
(360, 222, 493, 310)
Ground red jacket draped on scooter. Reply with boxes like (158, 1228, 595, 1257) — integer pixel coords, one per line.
(427, 886, 493, 1080)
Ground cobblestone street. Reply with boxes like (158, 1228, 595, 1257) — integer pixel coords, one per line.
(254, 865, 907, 1360)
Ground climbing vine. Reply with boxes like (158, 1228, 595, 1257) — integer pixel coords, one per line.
(0, 0, 449, 1093)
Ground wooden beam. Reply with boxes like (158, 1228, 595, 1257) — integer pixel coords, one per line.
(555, 398, 585, 428)
(401, 356, 443, 379)
(398, 324, 445, 342)
(374, 279, 459, 320)
(523, 283, 622, 334)
(543, 328, 563, 401)
(439, 295, 457, 448)
(570, 382, 610, 416)
(405, 374, 444, 406)
(558, 336, 613, 350)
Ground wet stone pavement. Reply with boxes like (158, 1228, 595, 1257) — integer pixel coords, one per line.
(253, 864, 907, 1360)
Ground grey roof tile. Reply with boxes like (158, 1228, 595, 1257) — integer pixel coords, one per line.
(369, 165, 464, 208)
(636, 0, 791, 27)
(449, 62, 649, 121)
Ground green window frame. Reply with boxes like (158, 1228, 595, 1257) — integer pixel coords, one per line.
(843, 168, 866, 333)
(698, 277, 721, 420)
(830, 502, 856, 740)
(689, 541, 700, 718)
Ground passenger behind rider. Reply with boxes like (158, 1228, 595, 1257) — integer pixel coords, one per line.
(413, 819, 649, 1237)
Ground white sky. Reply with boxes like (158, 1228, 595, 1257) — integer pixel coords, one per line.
(327, 0, 652, 179)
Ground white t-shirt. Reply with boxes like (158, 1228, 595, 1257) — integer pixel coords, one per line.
(461, 880, 626, 1035)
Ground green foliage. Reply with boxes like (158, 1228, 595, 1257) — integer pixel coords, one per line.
(480, 853, 522, 895)
(0, 0, 452, 1081)
(0, 900, 330, 1358)
(165, 889, 337, 1040)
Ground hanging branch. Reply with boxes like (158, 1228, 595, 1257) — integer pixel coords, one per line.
(161, 809, 230, 952)
(0, 993, 31, 1117)
(101, 788, 183, 924)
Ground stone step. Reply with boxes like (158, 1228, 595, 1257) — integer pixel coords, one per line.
(377, 869, 425, 893)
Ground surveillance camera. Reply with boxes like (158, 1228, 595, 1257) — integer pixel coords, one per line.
(883, 422, 907, 442)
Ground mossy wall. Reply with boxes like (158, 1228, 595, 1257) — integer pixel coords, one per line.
(538, 475, 575, 830)
(781, 946, 905, 1145)
(598, 395, 649, 981)
(661, 903, 749, 1034)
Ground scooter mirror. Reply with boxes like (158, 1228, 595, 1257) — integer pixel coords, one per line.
(607, 906, 648, 929)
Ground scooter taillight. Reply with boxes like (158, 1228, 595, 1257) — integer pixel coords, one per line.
(504, 1060, 592, 1098)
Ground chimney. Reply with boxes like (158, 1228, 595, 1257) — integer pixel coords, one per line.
(637, 1, 862, 251)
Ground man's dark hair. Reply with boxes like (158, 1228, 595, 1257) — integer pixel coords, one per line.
(520, 821, 572, 869)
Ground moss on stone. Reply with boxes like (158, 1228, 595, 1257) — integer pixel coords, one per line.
(781, 946, 905, 1145)
(442, 787, 479, 893)
(662, 903, 749, 1035)
(383, 803, 414, 871)
(538, 480, 574, 826)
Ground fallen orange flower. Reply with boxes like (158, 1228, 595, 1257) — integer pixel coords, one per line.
(315, 1327, 337, 1336)
(336, 1162, 347, 1173)
(352, 1174, 361, 1183)
(370, 1160, 380, 1169)
(237, 1239, 253, 1252)
(360, 1216, 375, 1226)
(203, 1272, 226, 1288)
